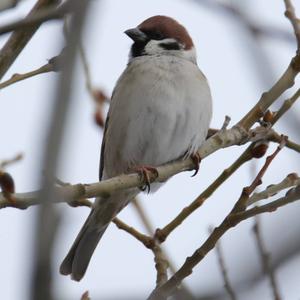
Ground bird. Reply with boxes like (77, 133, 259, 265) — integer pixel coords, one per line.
(60, 15, 212, 281)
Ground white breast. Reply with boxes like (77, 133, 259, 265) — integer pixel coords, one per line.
(102, 55, 212, 180)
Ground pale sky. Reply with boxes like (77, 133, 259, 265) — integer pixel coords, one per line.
(0, 0, 300, 299)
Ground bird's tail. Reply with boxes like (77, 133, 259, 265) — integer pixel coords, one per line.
(60, 191, 135, 281)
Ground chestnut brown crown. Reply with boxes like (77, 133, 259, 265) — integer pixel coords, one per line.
(138, 15, 194, 50)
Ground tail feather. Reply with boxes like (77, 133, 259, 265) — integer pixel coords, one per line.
(60, 190, 137, 281)
(59, 208, 108, 281)
(60, 189, 139, 281)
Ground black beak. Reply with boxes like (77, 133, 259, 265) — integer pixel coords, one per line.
(124, 28, 148, 43)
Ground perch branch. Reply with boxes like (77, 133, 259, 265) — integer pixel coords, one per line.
(0, 125, 276, 209)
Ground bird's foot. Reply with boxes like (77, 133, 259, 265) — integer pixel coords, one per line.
(191, 153, 202, 177)
(132, 165, 159, 193)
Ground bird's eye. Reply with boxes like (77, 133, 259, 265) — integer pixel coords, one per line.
(144, 30, 164, 40)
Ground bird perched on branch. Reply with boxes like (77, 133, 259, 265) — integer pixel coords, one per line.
(60, 15, 212, 281)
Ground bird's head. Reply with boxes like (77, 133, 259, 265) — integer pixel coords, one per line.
(125, 15, 196, 63)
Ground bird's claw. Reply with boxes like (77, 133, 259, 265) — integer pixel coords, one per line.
(191, 153, 202, 177)
(133, 165, 159, 193)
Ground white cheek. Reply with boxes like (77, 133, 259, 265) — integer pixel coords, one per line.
(143, 40, 197, 64)
(144, 40, 165, 55)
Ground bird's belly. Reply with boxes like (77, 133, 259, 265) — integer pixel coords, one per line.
(104, 96, 208, 179)
(102, 57, 212, 179)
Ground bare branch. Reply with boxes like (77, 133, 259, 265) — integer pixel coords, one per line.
(0, 0, 73, 36)
(78, 39, 94, 96)
(284, 0, 300, 48)
(0, 50, 63, 89)
(269, 130, 300, 153)
(221, 115, 231, 130)
(113, 218, 153, 248)
(230, 185, 300, 223)
(148, 139, 286, 300)
(245, 137, 286, 197)
(0, 125, 277, 210)
(272, 88, 300, 124)
(155, 144, 254, 242)
(238, 55, 300, 130)
(113, 216, 168, 287)
(247, 173, 300, 206)
(0, 63, 53, 89)
(0, 0, 60, 80)
(0, 153, 23, 169)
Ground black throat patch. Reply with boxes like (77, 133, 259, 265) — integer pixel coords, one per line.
(131, 41, 148, 58)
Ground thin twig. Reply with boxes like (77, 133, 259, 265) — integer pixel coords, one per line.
(284, 0, 300, 48)
(0, 0, 60, 80)
(230, 185, 300, 222)
(78, 40, 94, 95)
(253, 217, 281, 300)
(0, 63, 53, 89)
(113, 216, 168, 287)
(0, 153, 23, 169)
(237, 54, 300, 130)
(155, 144, 254, 242)
(113, 217, 153, 248)
(269, 131, 300, 153)
(272, 88, 300, 123)
(0, 50, 63, 90)
(0, 0, 73, 35)
(152, 245, 169, 287)
(245, 137, 287, 197)
(131, 199, 195, 298)
(247, 173, 300, 206)
(221, 115, 231, 130)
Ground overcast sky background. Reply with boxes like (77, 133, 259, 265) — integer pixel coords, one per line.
(1, 0, 300, 299)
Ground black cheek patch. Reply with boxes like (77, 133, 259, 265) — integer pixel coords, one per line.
(131, 41, 148, 57)
(159, 42, 181, 50)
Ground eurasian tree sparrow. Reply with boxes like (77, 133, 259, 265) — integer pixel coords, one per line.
(60, 15, 212, 281)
